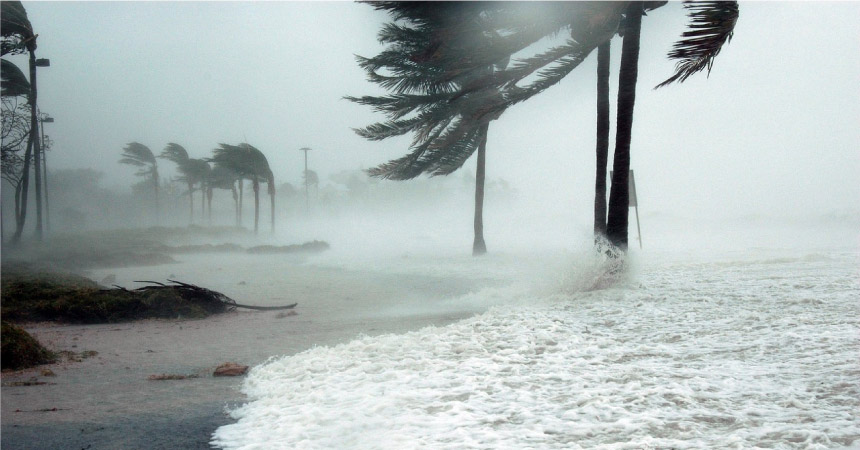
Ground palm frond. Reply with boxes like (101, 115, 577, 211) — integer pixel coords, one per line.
(1, 1, 35, 55)
(1, 59, 29, 97)
(655, 0, 739, 89)
(159, 142, 190, 164)
(120, 142, 156, 167)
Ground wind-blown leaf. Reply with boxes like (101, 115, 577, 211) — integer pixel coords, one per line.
(655, 0, 739, 89)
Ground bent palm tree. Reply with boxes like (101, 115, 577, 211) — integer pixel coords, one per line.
(210, 143, 275, 234)
(120, 142, 159, 223)
(2, 0, 39, 243)
(159, 143, 195, 223)
(207, 165, 240, 225)
(350, 4, 511, 255)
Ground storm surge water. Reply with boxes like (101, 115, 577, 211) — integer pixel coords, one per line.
(212, 231, 859, 449)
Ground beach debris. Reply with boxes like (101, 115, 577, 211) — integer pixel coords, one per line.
(3, 377, 55, 387)
(148, 373, 200, 381)
(132, 280, 298, 312)
(40, 369, 56, 377)
(275, 310, 298, 319)
(214, 362, 249, 377)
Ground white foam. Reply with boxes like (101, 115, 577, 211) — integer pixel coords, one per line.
(212, 250, 859, 449)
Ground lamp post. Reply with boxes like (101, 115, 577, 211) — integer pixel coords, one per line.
(298, 147, 312, 214)
(40, 113, 54, 233)
(30, 56, 49, 239)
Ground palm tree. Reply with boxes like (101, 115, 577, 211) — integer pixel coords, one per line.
(159, 143, 195, 223)
(207, 165, 240, 226)
(2, 0, 41, 243)
(210, 143, 275, 234)
(593, 41, 611, 242)
(119, 142, 159, 223)
(359, 1, 739, 255)
(349, 4, 510, 255)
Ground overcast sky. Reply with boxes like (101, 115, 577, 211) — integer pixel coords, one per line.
(10, 1, 860, 222)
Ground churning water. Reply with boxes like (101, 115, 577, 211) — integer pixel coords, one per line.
(211, 221, 859, 449)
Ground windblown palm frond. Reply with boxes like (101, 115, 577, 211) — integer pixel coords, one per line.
(1, 59, 29, 97)
(119, 142, 157, 176)
(1, 1, 35, 55)
(159, 142, 190, 165)
(655, 0, 739, 89)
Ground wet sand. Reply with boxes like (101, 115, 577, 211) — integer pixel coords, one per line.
(1, 254, 496, 449)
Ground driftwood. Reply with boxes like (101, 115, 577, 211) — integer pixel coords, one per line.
(129, 280, 298, 312)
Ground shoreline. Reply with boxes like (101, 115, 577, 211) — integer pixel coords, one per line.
(1, 257, 498, 449)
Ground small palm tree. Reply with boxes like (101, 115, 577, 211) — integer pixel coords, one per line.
(120, 142, 159, 223)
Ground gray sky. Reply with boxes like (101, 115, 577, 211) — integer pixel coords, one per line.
(11, 1, 860, 222)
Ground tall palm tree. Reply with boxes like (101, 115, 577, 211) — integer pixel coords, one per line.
(359, 1, 739, 255)
(2, 0, 41, 243)
(119, 142, 159, 223)
(593, 41, 611, 242)
(349, 4, 510, 255)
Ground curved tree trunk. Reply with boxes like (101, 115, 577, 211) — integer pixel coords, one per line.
(606, 2, 643, 252)
(594, 41, 611, 241)
(472, 123, 489, 256)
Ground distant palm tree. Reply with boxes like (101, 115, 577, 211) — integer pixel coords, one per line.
(120, 142, 159, 223)
(210, 143, 275, 234)
(159, 143, 195, 223)
(186, 158, 210, 221)
(207, 165, 240, 225)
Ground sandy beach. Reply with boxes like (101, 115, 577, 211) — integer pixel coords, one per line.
(1, 253, 500, 449)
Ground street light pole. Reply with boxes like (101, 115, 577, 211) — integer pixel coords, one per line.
(40, 114, 54, 233)
(299, 147, 312, 214)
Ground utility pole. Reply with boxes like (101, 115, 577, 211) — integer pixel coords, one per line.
(299, 147, 312, 214)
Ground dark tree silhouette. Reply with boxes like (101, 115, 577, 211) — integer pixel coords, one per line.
(119, 142, 159, 223)
(210, 143, 275, 234)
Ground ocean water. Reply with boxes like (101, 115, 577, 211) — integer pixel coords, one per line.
(211, 221, 860, 449)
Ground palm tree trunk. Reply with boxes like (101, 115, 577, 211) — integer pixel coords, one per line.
(11, 132, 34, 244)
(606, 2, 643, 252)
(594, 41, 611, 240)
(269, 185, 275, 233)
(207, 188, 213, 224)
(253, 177, 260, 235)
(472, 123, 489, 256)
(238, 180, 244, 227)
(188, 182, 194, 225)
(153, 168, 159, 226)
(200, 183, 205, 221)
(232, 184, 239, 227)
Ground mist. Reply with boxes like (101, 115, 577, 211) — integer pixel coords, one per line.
(2, 2, 858, 449)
